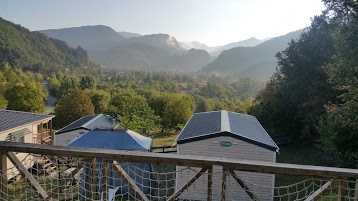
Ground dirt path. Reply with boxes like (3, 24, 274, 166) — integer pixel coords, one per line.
(42, 81, 57, 114)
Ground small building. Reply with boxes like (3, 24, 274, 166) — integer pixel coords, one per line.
(66, 128, 153, 199)
(175, 110, 279, 201)
(54, 114, 116, 146)
(0, 109, 54, 179)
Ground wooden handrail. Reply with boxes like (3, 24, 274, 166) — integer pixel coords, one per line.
(0, 142, 357, 179)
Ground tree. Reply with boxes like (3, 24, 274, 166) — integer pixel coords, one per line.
(59, 76, 79, 96)
(109, 89, 161, 135)
(86, 89, 110, 113)
(80, 75, 97, 90)
(162, 95, 195, 131)
(5, 83, 46, 113)
(317, 4, 358, 167)
(249, 15, 338, 141)
(55, 88, 94, 128)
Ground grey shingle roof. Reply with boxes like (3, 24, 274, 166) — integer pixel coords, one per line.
(176, 110, 279, 151)
(0, 110, 54, 132)
(55, 114, 116, 135)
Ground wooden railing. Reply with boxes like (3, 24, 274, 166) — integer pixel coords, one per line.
(0, 141, 357, 201)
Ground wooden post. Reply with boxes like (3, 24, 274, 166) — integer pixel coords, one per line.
(102, 161, 109, 201)
(49, 120, 53, 145)
(221, 168, 227, 201)
(90, 157, 97, 201)
(354, 178, 358, 201)
(39, 123, 43, 144)
(0, 152, 7, 201)
(207, 166, 212, 201)
(338, 179, 346, 201)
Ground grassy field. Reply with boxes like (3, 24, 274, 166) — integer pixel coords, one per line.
(151, 132, 178, 147)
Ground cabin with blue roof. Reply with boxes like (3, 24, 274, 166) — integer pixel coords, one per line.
(175, 110, 279, 201)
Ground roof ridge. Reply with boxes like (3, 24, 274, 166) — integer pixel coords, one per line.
(82, 114, 103, 128)
(221, 110, 230, 132)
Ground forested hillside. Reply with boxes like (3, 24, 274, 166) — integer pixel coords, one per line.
(0, 17, 93, 74)
(249, 0, 358, 168)
(201, 29, 303, 81)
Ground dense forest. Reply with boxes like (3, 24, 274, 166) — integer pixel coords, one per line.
(249, 0, 358, 168)
(0, 0, 357, 169)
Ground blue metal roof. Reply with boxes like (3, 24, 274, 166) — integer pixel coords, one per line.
(55, 114, 115, 135)
(66, 129, 152, 151)
(176, 110, 279, 151)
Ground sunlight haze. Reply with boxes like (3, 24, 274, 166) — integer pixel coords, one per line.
(1, 0, 325, 46)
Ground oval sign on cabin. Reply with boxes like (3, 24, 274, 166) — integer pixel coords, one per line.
(219, 141, 232, 147)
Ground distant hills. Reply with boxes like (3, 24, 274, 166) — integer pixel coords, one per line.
(0, 17, 90, 73)
(39, 26, 211, 71)
(201, 29, 305, 81)
(117, 31, 141, 38)
(37, 23, 304, 80)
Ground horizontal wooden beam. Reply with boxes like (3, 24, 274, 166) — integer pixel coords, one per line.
(0, 142, 357, 179)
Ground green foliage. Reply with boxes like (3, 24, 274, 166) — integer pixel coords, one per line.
(5, 83, 46, 113)
(86, 89, 110, 113)
(55, 88, 94, 128)
(0, 17, 91, 74)
(109, 89, 161, 135)
(316, 4, 358, 168)
(162, 95, 195, 130)
(80, 76, 97, 90)
(250, 15, 338, 140)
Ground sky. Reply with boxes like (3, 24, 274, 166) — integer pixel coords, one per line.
(0, 0, 326, 46)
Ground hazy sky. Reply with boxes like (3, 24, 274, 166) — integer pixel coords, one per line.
(1, 0, 325, 46)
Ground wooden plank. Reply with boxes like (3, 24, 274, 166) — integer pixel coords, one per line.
(304, 180, 336, 201)
(5, 152, 48, 199)
(49, 120, 53, 145)
(207, 166, 212, 201)
(112, 161, 149, 201)
(167, 167, 208, 201)
(338, 180, 346, 201)
(221, 168, 227, 201)
(354, 179, 358, 201)
(0, 152, 7, 201)
(0, 142, 358, 179)
(102, 162, 109, 201)
(90, 157, 96, 201)
(229, 169, 258, 200)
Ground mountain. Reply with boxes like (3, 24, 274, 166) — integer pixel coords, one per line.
(92, 35, 210, 71)
(0, 17, 90, 73)
(179, 41, 220, 53)
(211, 37, 263, 56)
(40, 26, 210, 71)
(39, 25, 126, 52)
(201, 29, 305, 81)
(118, 31, 141, 38)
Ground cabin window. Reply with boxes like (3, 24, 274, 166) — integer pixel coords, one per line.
(79, 131, 85, 134)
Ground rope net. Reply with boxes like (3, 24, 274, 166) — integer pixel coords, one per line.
(0, 153, 357, 201)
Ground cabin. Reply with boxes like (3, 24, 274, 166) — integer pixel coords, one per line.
(66, 128, 153, 199)
(175, 110, 279, 201)
(0, 109, 54, 179)
(54, 114, 116, 146)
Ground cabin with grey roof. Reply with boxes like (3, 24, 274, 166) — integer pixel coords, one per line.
(54, 114, 117, 146)
(175, 110, 278, 201)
